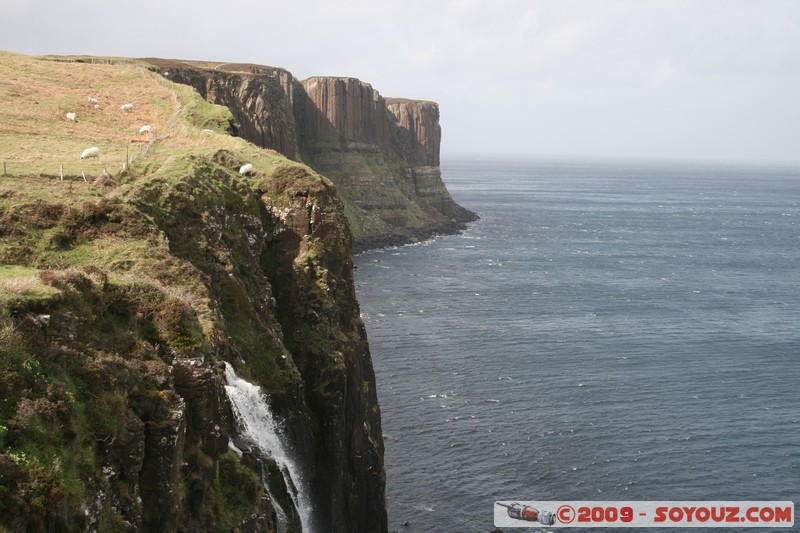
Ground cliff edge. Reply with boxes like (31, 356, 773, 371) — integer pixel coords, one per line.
(0, 51, 385, 532)
(145, 59, 478, 251)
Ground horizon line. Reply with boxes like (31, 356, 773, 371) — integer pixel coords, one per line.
(440, 152, 800, 167)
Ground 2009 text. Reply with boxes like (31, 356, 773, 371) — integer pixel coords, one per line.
(494, 500, 795, 528)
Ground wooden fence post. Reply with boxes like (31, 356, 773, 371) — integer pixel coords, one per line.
(2, 161, 6, 176)
(60, 164, 64, 181)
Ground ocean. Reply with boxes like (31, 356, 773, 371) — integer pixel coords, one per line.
(354, 157, 800, 532)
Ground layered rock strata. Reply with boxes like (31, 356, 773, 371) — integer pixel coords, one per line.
(0, 52, 387, 532)
(0, 155, 387, 532)
(145, 59, 478, 250)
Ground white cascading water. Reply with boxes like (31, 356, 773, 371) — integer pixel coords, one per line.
(224, 363, 314, 533)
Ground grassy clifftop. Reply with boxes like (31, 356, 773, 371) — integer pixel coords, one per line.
(0, 50, 302, 363)
(0, 50, 386, 532)
(0, 51, 297, 180)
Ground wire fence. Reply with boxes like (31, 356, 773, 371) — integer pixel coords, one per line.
(1, 134, 158, 182)
(1, 72, 186, 184)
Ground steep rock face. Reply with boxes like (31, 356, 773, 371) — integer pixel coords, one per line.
(300, 77, 391, 147)
(147, 60, 300, 159)
(256, 162, 387, 532)
(298, 76, 478, 250)
(0, 53, 387, 532)
(384, 99, 475, 219)
(131, 153, 388, 532)
(385, 98, 440, 167)
(0, 153, 386, 533)
(0, 269, 254, 532)
(146, 59, 479, 250)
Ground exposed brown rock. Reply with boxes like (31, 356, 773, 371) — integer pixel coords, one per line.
(259, 163, 387, 532)
(386, 98, 441, 167)
(301, 77, 392, 147)
(146, 59, 300, 159)
(297, 75, 478, 249)
(2, 53, 393, 533)
(145, 59, 479, 250)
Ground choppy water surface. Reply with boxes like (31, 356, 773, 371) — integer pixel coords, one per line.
(355, 158, 800, 532)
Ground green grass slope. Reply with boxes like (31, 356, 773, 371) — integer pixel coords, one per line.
(0, 50, 368, 532)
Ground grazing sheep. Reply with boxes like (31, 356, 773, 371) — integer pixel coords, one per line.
(80, 147, 100, 159)
(88, 97, 99, 104)
(139, 124, 152, 134)
(239, 163, 254, 176)
(121, 103, 134, 112)
(66, 112, 77, 122)
(93, 104, 100, 109)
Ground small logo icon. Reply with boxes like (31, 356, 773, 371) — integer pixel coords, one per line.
(557, 504, 576, 524)
(496, 502, 557, 526)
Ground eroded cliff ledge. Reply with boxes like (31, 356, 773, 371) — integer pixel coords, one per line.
(0, 52, 386, 533)
(145, 59, 478, 251)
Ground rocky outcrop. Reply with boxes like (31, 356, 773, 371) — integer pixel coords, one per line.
(385, 98, 440, 167)
(148, 60, 300, 159)
(0, 51, 476, 533)
(255, 162, 386, 532)
(1, 51, 392, 533)
(298, 75, 478, 250)
(0, 152, 386, 532)
(300, 77, 392, 147)
(145, 59, 479, 250)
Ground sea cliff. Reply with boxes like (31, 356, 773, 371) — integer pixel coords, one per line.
(0, 51, 385, 532)
(144, 59, 478, 251)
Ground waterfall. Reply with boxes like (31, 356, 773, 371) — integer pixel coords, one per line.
(224, 363, 314, 533)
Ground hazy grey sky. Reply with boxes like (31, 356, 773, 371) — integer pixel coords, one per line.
(2, 0, 799, 162)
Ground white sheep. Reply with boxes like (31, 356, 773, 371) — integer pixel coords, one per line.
(88, 97, 99, 104)
(139, 124, 152, 134)
(239, 163, 254, 176)
(80, 147, 100, 159)
(121, 103, 134, 112)
(93, 104, 100, 109)
(66, 112, 77, 122)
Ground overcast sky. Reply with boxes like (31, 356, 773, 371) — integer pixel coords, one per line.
(2, 0, 798, 162)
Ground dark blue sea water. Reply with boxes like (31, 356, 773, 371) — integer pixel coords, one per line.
(354, 158, 800, 533)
